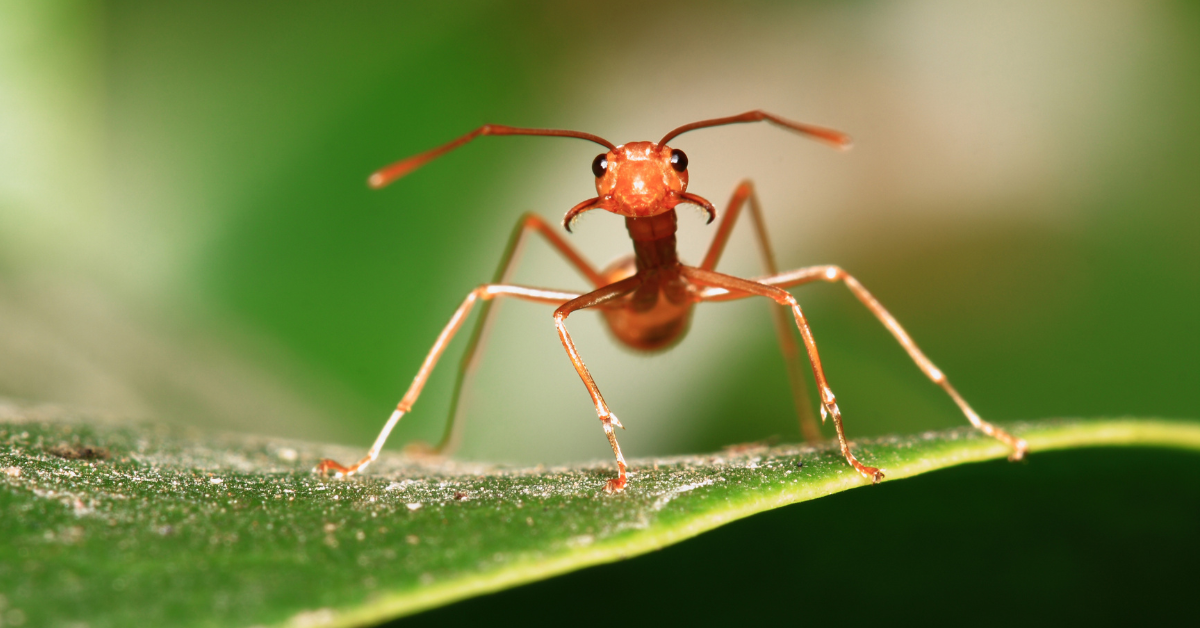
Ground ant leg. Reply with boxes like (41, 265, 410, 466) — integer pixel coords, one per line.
(435, 213, 604, 455)
(315, 283, 580, 477)
(682, 266, 882, 483)
(734, 265, 1027, 459)
(552, 275, 643, 492)
(699, 180, 820, 443)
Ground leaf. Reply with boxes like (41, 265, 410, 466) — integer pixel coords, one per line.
(1, 408, 1197, 628)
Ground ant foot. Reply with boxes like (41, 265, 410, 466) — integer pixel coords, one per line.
(314, 458, 352, 477)
(855, 463, 884, 484)
(604, 475, 627, 493)
(1007, 437, 1029, 462)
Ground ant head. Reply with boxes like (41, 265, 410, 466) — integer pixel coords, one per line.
(368, 111, 850, 233)
(588, 142, 690, 220)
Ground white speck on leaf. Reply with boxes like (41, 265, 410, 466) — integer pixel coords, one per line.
(566, 535, 594, 548)
(288, 607, 337, 628)
(652, 478, 715, 511)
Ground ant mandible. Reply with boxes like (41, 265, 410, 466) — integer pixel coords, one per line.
(316, 110, 1027, 492)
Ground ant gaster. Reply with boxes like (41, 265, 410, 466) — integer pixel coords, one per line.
(318, 111, 1027, 492)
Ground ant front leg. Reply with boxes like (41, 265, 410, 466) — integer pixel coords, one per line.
(682, 266, 883, 483)
(315, 283, 581, 477)
(699, 180, 820, 443)
(746, 265, 1028, 459)
(552, 275, 643, 492)
(436, 213, 605, 455)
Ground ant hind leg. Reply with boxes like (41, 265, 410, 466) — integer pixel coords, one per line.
(683, 266, 882, 483)
(746, 265, 1027, 459)
(433, 213, 605, 455)
(700, 181, 821, 443)
(315, 283, 580, 477)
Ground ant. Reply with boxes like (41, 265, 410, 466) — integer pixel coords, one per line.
(316, 110, 1027, 492)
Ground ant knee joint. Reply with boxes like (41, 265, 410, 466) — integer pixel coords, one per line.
(823, 266, 845, 281)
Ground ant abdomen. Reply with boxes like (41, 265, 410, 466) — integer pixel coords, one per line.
(597, 255, 694, 352)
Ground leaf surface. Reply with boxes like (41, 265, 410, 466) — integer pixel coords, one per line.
(1, 408, 1197, 628)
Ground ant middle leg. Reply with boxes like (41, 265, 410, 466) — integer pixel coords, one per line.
(552, 275, 643, 492)
(744, 265, 1028, 458)
(434, 213, 606, 455)
(699, 180, 820, 443)
(315, 283, 580, 477)
(682, 266, 883, 483)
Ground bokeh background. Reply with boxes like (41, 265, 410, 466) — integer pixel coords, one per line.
(2, 0, 1197, 623)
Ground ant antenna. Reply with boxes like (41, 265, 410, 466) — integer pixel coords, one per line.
(369, 125, 616, 188)
(657, 110, 852, 150)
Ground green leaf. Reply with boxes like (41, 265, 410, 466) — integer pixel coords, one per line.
(2, 410, 1197, 628)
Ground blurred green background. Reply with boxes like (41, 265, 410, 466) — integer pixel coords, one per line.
(1, 0, 1197, 622)
(2, 0, 1195, 460)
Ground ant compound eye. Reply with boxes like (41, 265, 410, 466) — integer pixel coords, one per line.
(670, 149, 688, 172)
(591, 154, 609, 178)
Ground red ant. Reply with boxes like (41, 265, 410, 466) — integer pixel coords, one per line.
(316, 111, 1027, 492)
